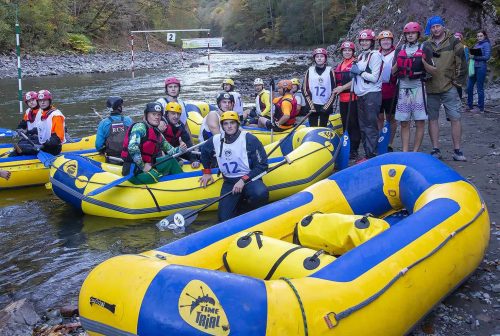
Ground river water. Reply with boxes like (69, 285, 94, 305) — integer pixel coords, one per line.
(0, 52, 295, 312)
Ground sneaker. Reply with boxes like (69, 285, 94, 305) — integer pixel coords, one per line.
(430, 148, 442, 159)
(387, 145, 394, 152)
(452, 150, 467, 161)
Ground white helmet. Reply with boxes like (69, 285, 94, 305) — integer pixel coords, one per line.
(253, 78, 264, 85)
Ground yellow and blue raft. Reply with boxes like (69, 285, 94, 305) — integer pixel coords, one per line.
(48, 127, 338, 219)
(78, 152, 489, 335)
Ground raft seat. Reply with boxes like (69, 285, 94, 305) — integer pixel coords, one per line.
(223, 231, 336, 281)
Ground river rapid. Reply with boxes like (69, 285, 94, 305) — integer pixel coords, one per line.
(0, 52, 305, 312)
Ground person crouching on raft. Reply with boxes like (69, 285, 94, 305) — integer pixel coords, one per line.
(199, 111, 269, 222)
(256, 79, 298, 132)
(121, 102, 187, 184)
(159, 101, 200, 168)
(199, 92, 235, 142)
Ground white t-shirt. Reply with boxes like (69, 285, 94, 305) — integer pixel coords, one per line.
(199, 110, 222, 142)
(229, 91, 244, 116)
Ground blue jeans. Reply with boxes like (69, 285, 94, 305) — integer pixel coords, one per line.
(467, 66, 487, 111)
(218, 177, 269, 222)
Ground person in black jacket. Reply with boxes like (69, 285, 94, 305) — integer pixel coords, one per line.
(199, 111, 269, 221)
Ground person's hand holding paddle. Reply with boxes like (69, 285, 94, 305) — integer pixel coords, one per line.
(143, 163, 153, 172)
(179, 138, 187, 152)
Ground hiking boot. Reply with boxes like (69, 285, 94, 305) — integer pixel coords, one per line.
(430, 148, 442, 159)
(452, 150, 467, 162)
(349, 151, 359, 160)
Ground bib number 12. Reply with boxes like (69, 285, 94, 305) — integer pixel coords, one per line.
(222, 162, 239, 174)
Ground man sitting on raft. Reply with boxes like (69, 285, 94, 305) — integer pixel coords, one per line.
(121, 102, 187, 184)
(255, 80, 298, 132)
(199, 111, 269, 221)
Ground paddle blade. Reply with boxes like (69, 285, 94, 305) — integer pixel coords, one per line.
(156, 209, 198, 232)
(377, 120, 391, 155)
(86, 164, 135, 197)
(0, 128, 15, 137)
(336, 131, 350, 170)
(37, 150, 56, 168)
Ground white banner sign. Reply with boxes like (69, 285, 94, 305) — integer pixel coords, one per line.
(166, 33, 176, 42)
(181, 37, 223, 49)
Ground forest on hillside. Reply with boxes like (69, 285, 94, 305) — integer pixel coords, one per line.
(0, 0, 366, 53)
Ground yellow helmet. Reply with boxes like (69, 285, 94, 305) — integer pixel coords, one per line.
(291, 78, 300, 85)
(222, 78, 235, 87)
(165, 102, 182, 114)
(220, 111, 240, 125)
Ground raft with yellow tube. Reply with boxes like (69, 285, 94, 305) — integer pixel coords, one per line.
(187, 111, 343, 145)
(0, 135, 97, 189)
(78, 152, 489, 335)
(48, 127, 337, 219)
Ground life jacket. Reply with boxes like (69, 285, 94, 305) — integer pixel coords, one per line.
(162, 121, 183, 147)
(121, 122, 163, 163)
(334, 59, 355, 90)
(34, 107, 65, 144)
(396, 43, 425, 79)
(256, 90, 267, 114)
(274, 95, 298, 127)
(104, 115, 128, 157)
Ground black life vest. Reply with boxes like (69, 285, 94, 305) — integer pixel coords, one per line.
(105, 115, 128, 157)
(121, 122, 163, 163)
(396, 43, 425, 79)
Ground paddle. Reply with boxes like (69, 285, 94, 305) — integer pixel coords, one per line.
(13, 130, 56, 166)
(269, 78, 275, 143)
(378, 78, 399, 155)
(0, 128, 15, 137)
(156, 155, 293, 231)
(266, 110, 313, 157)
(336, 80, 355, 170)
(86, 140, 208, 197)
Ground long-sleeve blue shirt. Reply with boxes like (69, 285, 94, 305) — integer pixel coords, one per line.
(95, 114, 133, 151)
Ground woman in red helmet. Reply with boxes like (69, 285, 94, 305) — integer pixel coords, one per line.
(303, 47, 336, 127)
(377, 30, 398, 152)
(333, 41, 361, 160)
(350, 29, 384, 161)
(391, 22, 435, 152)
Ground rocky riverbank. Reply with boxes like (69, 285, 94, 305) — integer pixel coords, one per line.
(0, 51, 202, 79)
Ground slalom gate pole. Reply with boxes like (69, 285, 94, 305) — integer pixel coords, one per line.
(207, 31, 211, 75)
(130, 34, 135, 79)
(15, 5, 23, 114)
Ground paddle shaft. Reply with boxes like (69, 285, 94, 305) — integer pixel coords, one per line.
(269, 79, 275, 143)
(266, 110, 313, 157)
(151, 140, 207, 169)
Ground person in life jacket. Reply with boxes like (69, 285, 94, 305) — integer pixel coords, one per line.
(199, 111, 269, 222)
(17, 91, 39, 133)
(332, 41, 361, 160)
(303, 48, 336, 127)
(13, 89, 66, 156)
(158, 101, 200, 168)
(95, 96, 133, 161)
(391, 22, 436, 152)
(290, 78, 307, 116)
(257, 79, 298, 132)
(222, 78, 246, 120)
(350, 29, 384, 161)
(156, 77, 191, 136)
(121, 102, 187, 185)
(199, 92, 235, 142)
(377, 30, 398, 152)
(246, 78, 271, 126)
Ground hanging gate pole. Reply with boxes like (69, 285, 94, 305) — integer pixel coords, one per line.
(15, 5, 23, 114)
(130, 34, 135, 78)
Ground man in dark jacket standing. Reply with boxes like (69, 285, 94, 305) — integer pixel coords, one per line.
(425, 16, 467, 161)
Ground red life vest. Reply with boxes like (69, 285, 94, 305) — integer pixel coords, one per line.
(396, 43, 425, 79)
(25, 108, 38, 123)
(162, 122, 183, 147)
(334, 59, 354, 88)
(274, 95, 298, 127)
(121, 122, 163, 163)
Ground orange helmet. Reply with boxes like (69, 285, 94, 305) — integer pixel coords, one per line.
(277, 80, 292, 91)
(377, 30, 394, 40)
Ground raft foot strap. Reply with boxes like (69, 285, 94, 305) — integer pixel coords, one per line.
(281, 277, 308, 336)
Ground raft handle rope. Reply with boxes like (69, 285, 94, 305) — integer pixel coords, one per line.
(281, 277, 308, 336)
(46, 135, 337, 194)
(323, 202, 486, 329)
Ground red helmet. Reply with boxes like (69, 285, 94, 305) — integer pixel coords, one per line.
(312, 48, 328, 59)
(164, 77, 181, 87)
(277, 79, 293, 91)
(24, 91, 38, 102)
(403, 22, 422, 34)
(358, 29, 375, 40)
(37, 90, 52, 101)
(340, 41, 355, 51)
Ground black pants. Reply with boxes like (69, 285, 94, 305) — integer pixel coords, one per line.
(308, 104, 331, 127)
(218, 177, 269, 222)
(339, 100, 361, 154)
